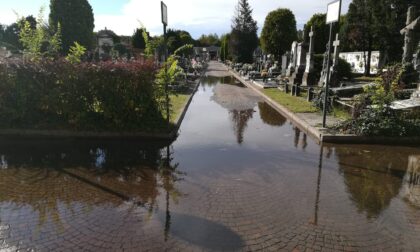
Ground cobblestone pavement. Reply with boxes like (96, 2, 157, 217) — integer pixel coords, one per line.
(0, 62, 420, 251)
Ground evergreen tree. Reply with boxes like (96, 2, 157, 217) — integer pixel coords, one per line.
(304, 13, 329, 54)
(260, 8, 297, 61)
(220, 33, 231, 61)
(49, 0, 94, 53)
(132, 28, 148, 49)
(229, 0, 259, 63)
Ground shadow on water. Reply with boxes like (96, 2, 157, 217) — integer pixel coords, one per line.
(258, 102, 287, 127)
(158, 212, 244, 250)
(0, 138, 184, 238)
(331, 144, 420, 218)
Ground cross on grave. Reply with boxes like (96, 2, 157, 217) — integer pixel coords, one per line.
(305, 26, 315, 73)
(332, 34, 340, 67)
(400, 6, 420, 64)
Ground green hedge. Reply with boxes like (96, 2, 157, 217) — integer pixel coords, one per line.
(0, 59, 168, 131)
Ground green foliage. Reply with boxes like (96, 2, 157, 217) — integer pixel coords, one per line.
(132, 28, 148, 49)
(166, 29, 195, 54)
(229, 0, 259, 63)
(220, 33, 231, 61)
(0, 59, 168, 131)
(1, 16, 37, 51)
(174, 44, 193, 57)
(335, 58, 353, 81)
(49, 0, 94, 53)
(66, 42, 86, 64)
(260, 8, 297, 61)
(197, 33, 220, 47)
(340, 0, 420, 68)
(337, 64, 420, 136)
(304, 13, 328, 54)
(18, 9, 61, 60)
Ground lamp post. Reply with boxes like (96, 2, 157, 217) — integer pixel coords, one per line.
(322, 0, 342, 128)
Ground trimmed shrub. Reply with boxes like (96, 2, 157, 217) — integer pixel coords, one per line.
(0, 59, 167, 131)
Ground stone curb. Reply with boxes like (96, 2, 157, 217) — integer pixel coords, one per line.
(230, 69, 420, 146)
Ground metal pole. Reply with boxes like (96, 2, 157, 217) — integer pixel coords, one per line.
(163, 24, 170, 128)
(322, 23, 333, 128)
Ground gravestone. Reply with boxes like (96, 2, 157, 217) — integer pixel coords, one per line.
(302, 26, 316, 87)
(289, 42, 306, 85)
(318, 43, 330, 87)
(281, 52, 290, 77)
(286, 42, 298, 77)
(401, 6, 420, 64)
(329, 34, 341, 87)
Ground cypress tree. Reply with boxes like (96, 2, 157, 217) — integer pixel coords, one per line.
(49, 0, 94, 53)
(229, 0, 259, 63)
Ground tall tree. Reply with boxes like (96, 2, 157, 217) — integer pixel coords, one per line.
(197, 33, 220, 47)
(166, 29, 195, 54)
(49, 0, 94, 53)
(341, 0, 420, 74)
(304, 13, 329, 54)
(220, 33, 231, 61)
(229, 0, 259, 63)
(132, 28, 148, 49)
(1, 16, 37, 50)
(260, 8, 297, 61)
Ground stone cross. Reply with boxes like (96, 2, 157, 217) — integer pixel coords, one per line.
(332, 34, 340, 68)
(305, 26, 315, 73)
(401, 6, 420, 64)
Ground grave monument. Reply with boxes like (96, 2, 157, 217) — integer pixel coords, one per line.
(302, 26, 316, 87)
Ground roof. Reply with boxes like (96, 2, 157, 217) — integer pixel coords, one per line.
(97, 28, 118, 38)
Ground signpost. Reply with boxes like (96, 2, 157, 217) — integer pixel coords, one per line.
(161, 1, 170, 127)
(322, 0, 342, 128)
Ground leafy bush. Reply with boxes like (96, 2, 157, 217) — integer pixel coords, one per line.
(336, 67, 420, 137)
(0, 59, 168, 131)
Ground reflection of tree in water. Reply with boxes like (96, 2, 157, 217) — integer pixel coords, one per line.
(334, 146, 408, 219)
(258, 102, 286, 127)
(229, 109, 254, 144)
(0, 140, 183, 233)
(402, 156, 420, 208)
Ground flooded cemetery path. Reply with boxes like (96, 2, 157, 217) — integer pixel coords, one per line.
(1, 61, 420, 251)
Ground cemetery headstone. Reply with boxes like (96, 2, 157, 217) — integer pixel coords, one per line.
(302, 26, 316, 87)
(281, 52, 290, 77)
(286, 42, 298, 77)
(289, 43, 306, 96)
(318, 43, 330, 87)
(329, 34, 341, 87)
(401, 6, 420, 64)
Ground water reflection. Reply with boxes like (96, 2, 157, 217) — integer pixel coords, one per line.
(334, 146, 409, 218)
(403, 155, 420, 208)
(0, 139, 183, 242)
(258, 102, 286, 127)
(229, 109, 254, 144)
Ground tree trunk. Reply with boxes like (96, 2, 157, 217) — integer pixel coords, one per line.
(365, 37, 372, 76)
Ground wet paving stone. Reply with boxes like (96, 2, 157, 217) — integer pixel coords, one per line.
(0, 62, 420, 251)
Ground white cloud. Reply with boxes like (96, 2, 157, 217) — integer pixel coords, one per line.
(1, 0, 351, 38)
(95, 0, 350, 38)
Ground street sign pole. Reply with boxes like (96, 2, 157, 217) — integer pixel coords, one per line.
(161, 1, 169, 128)
(322, 0, 341, 128)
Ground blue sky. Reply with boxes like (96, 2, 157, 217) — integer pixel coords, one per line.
(0, 0, 351, 38)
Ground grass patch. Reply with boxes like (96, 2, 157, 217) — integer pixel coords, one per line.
(332, 107, 352, 120)
(262, 89, 319, 113)
(170, 93, 191, 123)
(353, 76, 379, 82)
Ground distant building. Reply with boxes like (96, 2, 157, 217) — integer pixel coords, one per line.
(339, 51, 380, 74)
(194, 46, 220, 61)
(97, 28, 118, 57)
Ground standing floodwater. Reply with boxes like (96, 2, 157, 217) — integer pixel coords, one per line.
(1, 62, 420, 251)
